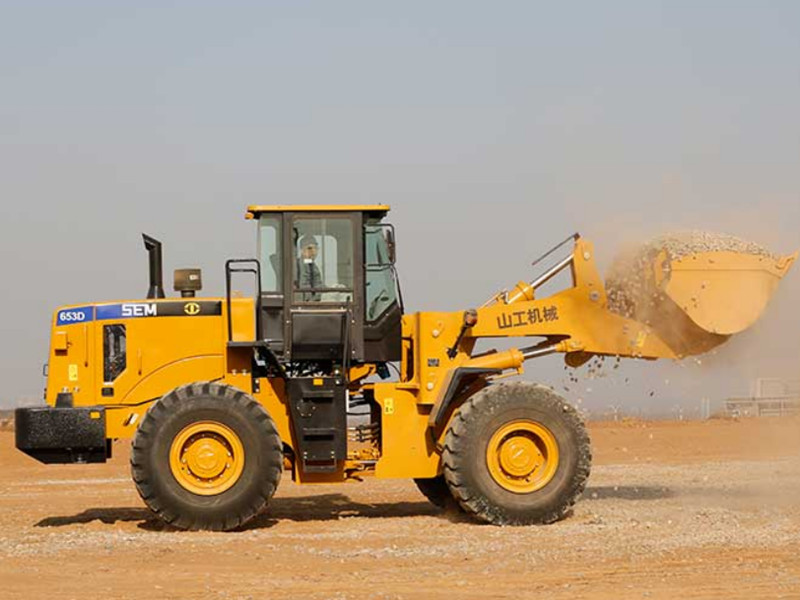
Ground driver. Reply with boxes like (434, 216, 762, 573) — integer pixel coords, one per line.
(296, 234, 322, 301)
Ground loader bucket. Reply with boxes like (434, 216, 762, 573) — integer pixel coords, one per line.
(659, 250, 797, 335)
(606, 232, 797, 358)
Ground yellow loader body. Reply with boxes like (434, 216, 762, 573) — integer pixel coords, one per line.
(18, 205, 796, 530)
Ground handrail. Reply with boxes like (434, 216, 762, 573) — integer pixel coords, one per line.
(530, 232, 580, 269)
(225, 259, 263, 343)
(482, 233, 581, 307)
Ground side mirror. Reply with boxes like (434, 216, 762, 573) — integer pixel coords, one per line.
(385, 228, 396, 264)
(174, 268, 203, 298)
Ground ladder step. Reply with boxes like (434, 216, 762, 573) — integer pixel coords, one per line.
(302, 459, 337, 473)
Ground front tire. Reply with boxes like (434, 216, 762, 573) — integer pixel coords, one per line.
(131, 382, 282, 531)
(443, 382, 591, 525)
(414, 475, 458, 510)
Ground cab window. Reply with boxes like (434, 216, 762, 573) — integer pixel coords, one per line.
(258, 216, 282, 293)
(103, 324, 126, 383)
(292, 218, 354, 303)
(365, 224, 399, 321)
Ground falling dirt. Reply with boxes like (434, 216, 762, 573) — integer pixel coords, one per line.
(605, 230, 777, 320)
(2, 418, 800, 599)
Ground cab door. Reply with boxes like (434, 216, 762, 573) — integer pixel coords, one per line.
(283, 212, 364, 363)
(258, 214, 286, 355)
(363, 222, 403, 362)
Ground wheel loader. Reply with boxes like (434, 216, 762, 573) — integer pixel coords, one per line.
(15, 205, 797, 530)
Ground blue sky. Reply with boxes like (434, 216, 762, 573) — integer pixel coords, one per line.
(1, 1, 798, 411)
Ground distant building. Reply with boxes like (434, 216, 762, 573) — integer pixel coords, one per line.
(751, 377, 800, 398)
(726, 378, 800, 417)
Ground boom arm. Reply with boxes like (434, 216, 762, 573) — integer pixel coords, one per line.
(465, 237, 680, 362)
(454, 234, 795, 367)
(422, 234, 794, 431)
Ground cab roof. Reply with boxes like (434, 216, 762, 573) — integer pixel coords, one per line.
(246, 205, 390, 219)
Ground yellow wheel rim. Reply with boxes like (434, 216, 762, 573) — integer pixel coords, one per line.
(486, 420, 559, 494)
(169, 421, 245, 496)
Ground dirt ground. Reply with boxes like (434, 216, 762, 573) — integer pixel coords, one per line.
(2, 418, 800, 600)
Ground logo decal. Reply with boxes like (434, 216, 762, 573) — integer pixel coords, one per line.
(496, 305, 560, 329)
(96, 301, 222, 320)
(57, 306, 93, 324)
(122, 303, 157, 318)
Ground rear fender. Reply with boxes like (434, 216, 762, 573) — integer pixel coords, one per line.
(105, 355, 224, 438)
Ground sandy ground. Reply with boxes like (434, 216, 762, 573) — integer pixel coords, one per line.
(1, 418, 800, 600)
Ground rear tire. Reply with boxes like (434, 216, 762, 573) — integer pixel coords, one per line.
(131, 382, 282, 531)
(443, 382, 591, 525)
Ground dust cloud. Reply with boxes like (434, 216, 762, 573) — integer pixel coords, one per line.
(555, 209, 800, 418)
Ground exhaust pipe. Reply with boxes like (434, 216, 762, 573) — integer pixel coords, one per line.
(142, 234, 166, 299)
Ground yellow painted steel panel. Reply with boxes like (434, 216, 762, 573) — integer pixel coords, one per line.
(373, 386, 440, 479)
(664, 251, 797, 335)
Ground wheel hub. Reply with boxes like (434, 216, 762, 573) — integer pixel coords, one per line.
(486, 420, 559, 494)
(169, 421, 245, 496)
(498, 435, 542, 476)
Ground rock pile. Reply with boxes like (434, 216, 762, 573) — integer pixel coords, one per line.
(605, 230, 775, 320)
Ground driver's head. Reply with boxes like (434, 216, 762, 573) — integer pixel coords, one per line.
(299, 235, 318, 260)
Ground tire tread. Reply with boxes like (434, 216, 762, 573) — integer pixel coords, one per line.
(130, 382, 282, 531)
(442, 382, 591, 526)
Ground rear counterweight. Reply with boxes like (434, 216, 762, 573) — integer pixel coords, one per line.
(15, 406, 109, 464)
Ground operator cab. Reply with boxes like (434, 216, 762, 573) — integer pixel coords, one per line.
(246, 205, 402, 368)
